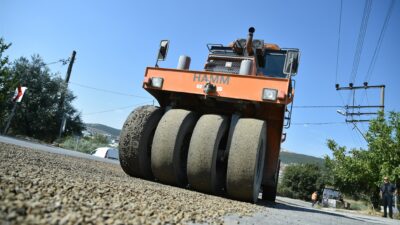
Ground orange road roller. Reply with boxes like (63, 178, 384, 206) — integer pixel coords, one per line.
(119, 27, 300, 203)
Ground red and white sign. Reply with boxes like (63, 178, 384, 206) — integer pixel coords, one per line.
(12, 86, 27, 102)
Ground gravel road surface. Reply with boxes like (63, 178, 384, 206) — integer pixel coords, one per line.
(1, 139, 398, 225)
(0, 142, 256, 225)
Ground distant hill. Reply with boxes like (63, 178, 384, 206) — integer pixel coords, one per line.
(280, 151, 324, 166)
(85, 123, 121, 138)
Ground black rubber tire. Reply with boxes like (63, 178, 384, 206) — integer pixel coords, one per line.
(119, 105, 163, 179)
(226, 118, 266, 203)
(151, 109, 198, 187)
(187, 114, 228, 194)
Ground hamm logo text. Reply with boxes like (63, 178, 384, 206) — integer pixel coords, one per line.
(193, 74, 230, 85)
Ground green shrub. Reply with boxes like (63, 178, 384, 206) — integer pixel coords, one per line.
(60, 134, 110, 154)
(277, 163, 328, 200)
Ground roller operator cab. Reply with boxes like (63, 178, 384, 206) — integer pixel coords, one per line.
(119, 27, 300, 203)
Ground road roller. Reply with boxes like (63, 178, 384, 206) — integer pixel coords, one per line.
(119, 27, 300, 203)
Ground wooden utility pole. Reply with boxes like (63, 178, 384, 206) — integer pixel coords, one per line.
(58, 50, 76, 139)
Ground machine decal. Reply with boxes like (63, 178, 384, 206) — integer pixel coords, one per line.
(193, 74, 230, 85)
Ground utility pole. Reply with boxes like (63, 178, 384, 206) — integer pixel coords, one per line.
(3, 85, 27, 135)
(2, 102, 18, 135)
(336, 82, 385, 123)
(58, 50, 76, 139)
(336, 82, 386, 142)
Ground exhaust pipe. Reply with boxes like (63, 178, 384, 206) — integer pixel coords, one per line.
(246, 27, 255, 56)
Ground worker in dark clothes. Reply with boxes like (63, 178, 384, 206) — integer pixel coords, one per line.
(379, 176, 397, 218)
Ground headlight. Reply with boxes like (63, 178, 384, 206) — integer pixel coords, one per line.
(150, 77, 164, 88)
(262, 88, 278, 101)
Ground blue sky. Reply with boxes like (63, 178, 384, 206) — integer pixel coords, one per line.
(1, 0, 399, 157)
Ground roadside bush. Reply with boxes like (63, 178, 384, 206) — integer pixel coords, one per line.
(59, 134, 110, 154)
(277, 163, 327, 200)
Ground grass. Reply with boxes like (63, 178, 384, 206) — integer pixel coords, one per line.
(59, 134, 111, 155)
(343, 198, 400, 219)
(345, 199, 369, 211)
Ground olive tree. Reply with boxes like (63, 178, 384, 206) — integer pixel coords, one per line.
(325, 111, 400, 209)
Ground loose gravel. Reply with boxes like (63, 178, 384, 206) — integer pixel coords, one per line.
(0, 143, 260, 225)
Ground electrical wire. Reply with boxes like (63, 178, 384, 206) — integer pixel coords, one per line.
(365, 90, 370, 106)
(45, 58, 70, 66)
(349, 0, 372, 85)
(293, 105, 343, 108)
(360, 120, 368, 135)
(83, 101, 153, 116)
(335, 0, 343, 85)
(346, 123, 363, 146)
(358, 0, 395, 106)
(346, 0, 372, 106)
(364, 0, 395, 83)
(70, 82, 152, 99)
(291, 122, 347, 126)
(352, 122, 367, 144)
(71, 84, 346, 109)
(334, 1, 350, 112)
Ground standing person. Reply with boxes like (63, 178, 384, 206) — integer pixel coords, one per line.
(380, 176, 397, 218)
(311, 191, 318, 207)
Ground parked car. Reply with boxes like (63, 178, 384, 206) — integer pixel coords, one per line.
(322, 187, 349, 208)
(92, 147, 119, 160)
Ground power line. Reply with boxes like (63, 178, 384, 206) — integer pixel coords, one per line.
(349, 0, 372, 85)
(293, 105, 343, 108)
(292, 122, 347, 126)
(346, 0, 372, 106)
(83, 101, 153, 116)
(364, 0, 395, 83)
(70, 82, 152, 99)
(335, 0, 343, 84)
(70, 82, 346, 109)
(333, 1, 349, 109)
(45, 58, 70, 66)
(347, 0, 372, 103)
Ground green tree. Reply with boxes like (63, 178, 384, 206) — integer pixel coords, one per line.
(325, 111, 400, 209)
(0, 38, 15, 126)
(278, 163, 327, 200)
(1, 53, 84, 142)
(60, 133, 111, 154)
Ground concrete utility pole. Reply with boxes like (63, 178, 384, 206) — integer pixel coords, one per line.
(2, 102, 18, 135)
(3, 85, 27, 135)
(58, 50, 76, 139)
(336, 83, 385, 142)
(336, 83, 385, 123)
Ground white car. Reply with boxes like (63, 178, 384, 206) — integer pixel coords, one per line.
(92, 147, 119, 160)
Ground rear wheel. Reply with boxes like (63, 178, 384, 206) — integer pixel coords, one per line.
(187, 114, 228, 194)
(151, 109, 198, 187)
(226, 118, 266, 203)
(119, 105, 163, 179)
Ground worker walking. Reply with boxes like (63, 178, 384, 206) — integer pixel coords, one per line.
(380, 176, 397, 218)
(311, 191, 318, 207)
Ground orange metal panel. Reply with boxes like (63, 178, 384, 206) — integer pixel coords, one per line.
(143, 67, 292, 105)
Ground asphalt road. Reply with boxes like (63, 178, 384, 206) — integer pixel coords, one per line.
(0, 135, 118, 164)
(1, 136, 398, 225)
(225, 197, 398, 225)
